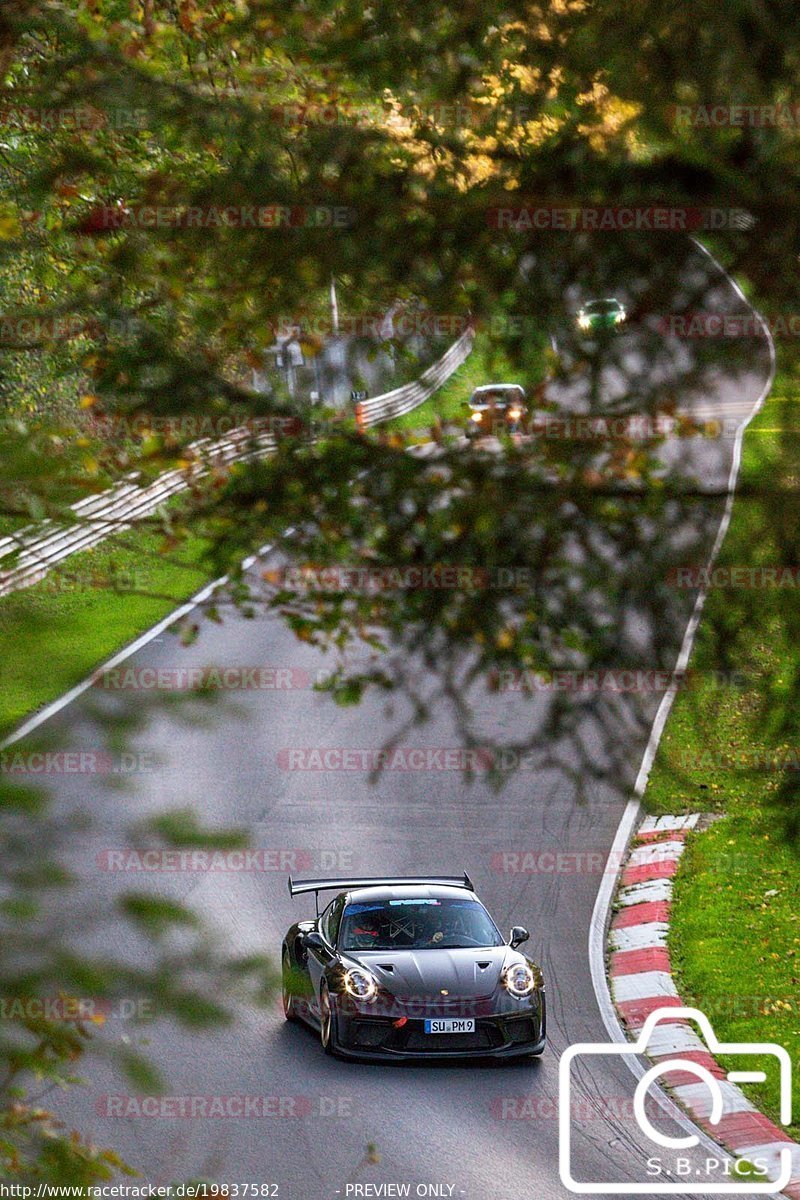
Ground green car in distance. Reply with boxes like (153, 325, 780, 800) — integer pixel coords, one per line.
(576, 297, 627, 333)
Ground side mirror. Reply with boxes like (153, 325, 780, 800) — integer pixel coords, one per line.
(509, 925, 530, 949)
(304, 931, 328, 954)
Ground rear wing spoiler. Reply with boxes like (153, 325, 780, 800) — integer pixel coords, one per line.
(288, 873, 474, 914)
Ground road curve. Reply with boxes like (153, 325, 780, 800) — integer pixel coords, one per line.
(22, 243, 775, 1200)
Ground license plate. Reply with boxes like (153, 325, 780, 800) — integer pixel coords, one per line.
(424, 1018, 475, 1034)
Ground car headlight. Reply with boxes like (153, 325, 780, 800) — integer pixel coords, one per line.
(508, 407, 522, 421)
(502, 963, 536, 998)
(577, 314, 590, 329)
(615, 310, 626, 323)
(343, 967, 378, 1001)
(470, 411, 483, 422)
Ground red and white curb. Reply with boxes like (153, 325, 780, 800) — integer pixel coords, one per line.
(608, 813, 800, 1196)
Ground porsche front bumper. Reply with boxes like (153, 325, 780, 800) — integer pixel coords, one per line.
(332, 992, 546, 1061)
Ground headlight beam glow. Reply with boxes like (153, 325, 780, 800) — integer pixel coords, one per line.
(343, 967, 379, 1001)
(502, 963, 537, 997)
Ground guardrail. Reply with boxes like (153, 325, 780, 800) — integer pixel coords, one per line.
(0, 329, 474, 598)
(354, 328, 474, 429)
(0, 427, 278, 598)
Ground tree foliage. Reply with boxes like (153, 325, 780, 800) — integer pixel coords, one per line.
(1, 0, 800, 1181)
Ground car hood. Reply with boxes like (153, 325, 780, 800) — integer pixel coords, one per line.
(347, 946, 512, 999)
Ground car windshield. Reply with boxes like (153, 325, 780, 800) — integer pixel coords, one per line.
(585, 299, 619, 313)
(472, 389, 522, 407)
(339, 897, 504, 951)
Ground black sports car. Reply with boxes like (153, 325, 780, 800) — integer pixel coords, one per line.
(281, 874, 546, 1061)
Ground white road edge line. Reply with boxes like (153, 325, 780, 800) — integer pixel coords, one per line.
(0, 335, 471, 750)
(587, 240, 778, 1171)
(1, 249, 780, 1179)
(0, 537, 287, 750)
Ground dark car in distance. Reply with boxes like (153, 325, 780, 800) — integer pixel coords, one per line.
(281, 874, 546, 1061)
(464, 384, 528, 439)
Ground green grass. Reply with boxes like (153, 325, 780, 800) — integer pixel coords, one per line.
(0, 326, 540, 736)
(0, 513, 41, 537)
(643, 348, 800, 1137)
(383, 329, 548, 434)
(0, 522, 213, 736)
(669, 819, 800, 1140)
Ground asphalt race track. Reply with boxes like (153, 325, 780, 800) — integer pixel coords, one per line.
(24, 244, 776, 1199)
